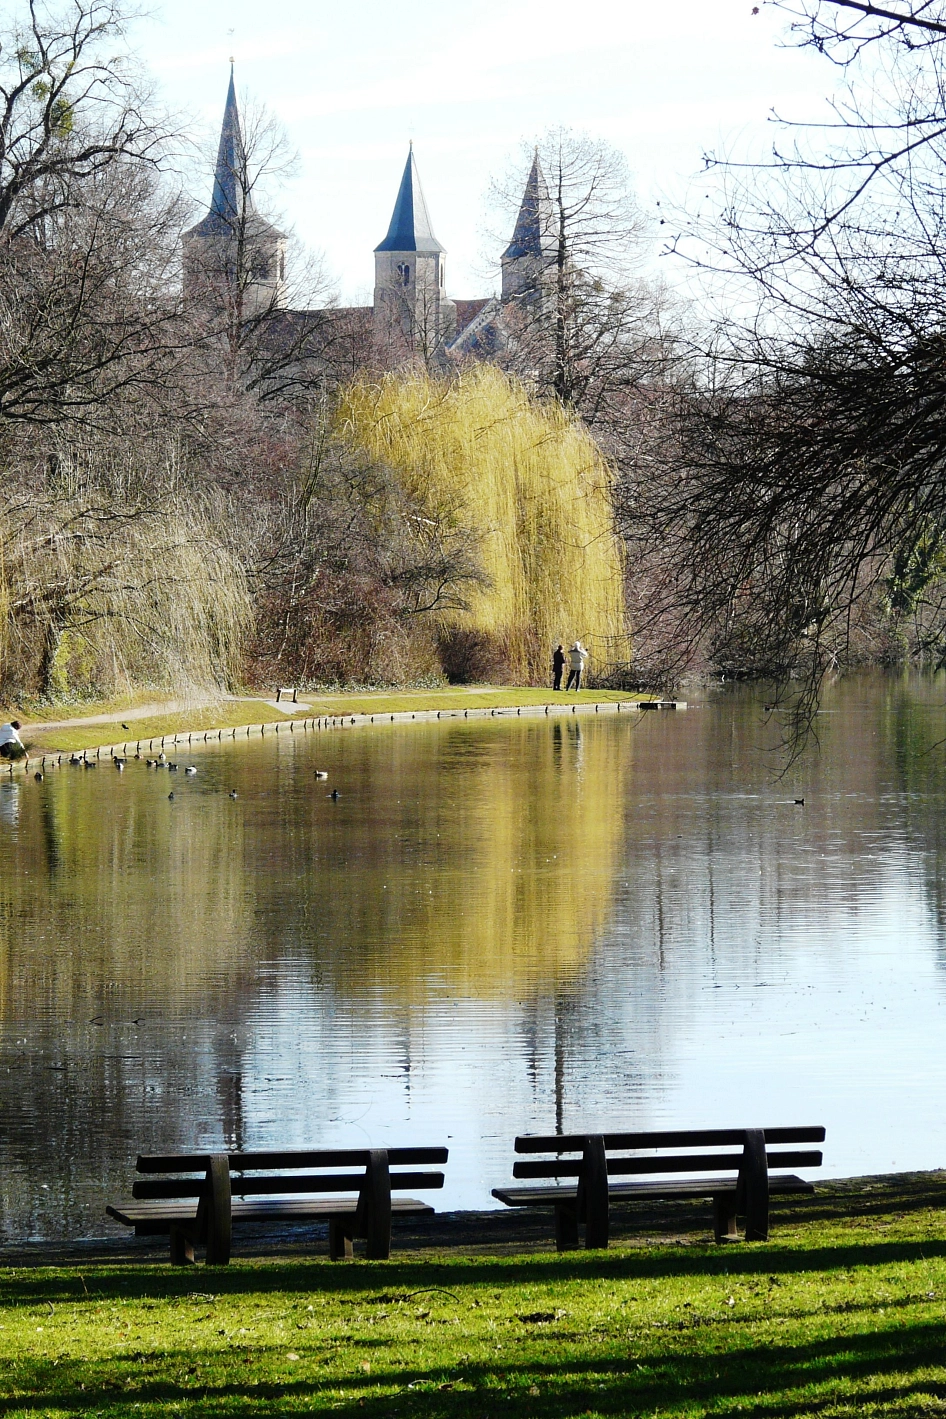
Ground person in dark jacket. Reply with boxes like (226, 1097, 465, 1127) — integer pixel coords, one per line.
(552, 644, 566, 690)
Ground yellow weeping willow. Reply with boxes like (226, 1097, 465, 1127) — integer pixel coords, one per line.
(338, 366, 627, 681)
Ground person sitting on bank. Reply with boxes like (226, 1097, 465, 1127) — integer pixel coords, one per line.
(552, 643, 566, 691)
(566, 641, 588, 691)
(0, 721, 28, 763)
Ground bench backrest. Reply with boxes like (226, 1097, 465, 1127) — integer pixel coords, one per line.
(132, 1147, 448, 1201)
(511, 1128, 824, 1181)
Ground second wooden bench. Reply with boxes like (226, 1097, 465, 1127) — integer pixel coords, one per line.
(492, 1127, 824, 1248)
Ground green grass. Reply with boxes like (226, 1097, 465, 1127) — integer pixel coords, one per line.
(19, 687, 645, 755)
(4, 1178, 946, 1417)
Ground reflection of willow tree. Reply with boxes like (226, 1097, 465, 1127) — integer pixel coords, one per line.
(0, 717, 630, 1240)
(252, 717, 630, 1001)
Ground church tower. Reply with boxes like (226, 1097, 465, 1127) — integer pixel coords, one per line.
(182, 67, 287, 318)
(501, 152, 557, 304)
(374, 146, 457, 357)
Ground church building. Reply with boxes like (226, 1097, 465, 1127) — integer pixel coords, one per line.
(182, 71, 555, 366)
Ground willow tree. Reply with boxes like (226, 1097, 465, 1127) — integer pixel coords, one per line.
(338, 366, 627, 684)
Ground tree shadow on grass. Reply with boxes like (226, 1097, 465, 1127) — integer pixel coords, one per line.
(4, 1234, 946, 1310)
(2, 1319, 946, 1417)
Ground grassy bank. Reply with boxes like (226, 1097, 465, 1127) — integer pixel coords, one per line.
(15, 687, 646, 755)
(3, 1175, 946, 1417)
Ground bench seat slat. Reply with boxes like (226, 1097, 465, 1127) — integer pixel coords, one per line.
(132, 1170, 445, 1200)
(136, 1147, 448, 1173)
(512, 1150, 822, 1179)
(492, 1173, 815, 1207)
(513, 1127, 825, 1153)
(107, 1196, 434, 1232)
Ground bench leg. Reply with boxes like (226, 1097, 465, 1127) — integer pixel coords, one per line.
(554, 1204, 580, 1252)
(741, 1130, 770, 1242)
(580, 1137, 610, 1250)
(362, 1150, 392, 1260)
(713, 1196, 738, 1242)
(202, 1155, 233, 1266)
(169, 1226, 195, 1266)
(329, 1222, 354, 1260)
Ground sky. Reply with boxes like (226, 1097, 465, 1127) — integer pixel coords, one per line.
(136, 0, 835, 306)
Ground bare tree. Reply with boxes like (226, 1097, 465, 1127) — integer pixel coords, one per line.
(615, 0, 946, 731)
(181, 80, 343, 403)
(491, 130, 669, 422)
(0, 2, 210, 433)
(246, 414, 486, 687)
(0, 1, 168, 242)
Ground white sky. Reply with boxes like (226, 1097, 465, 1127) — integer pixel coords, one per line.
(138, 0, 835, 305)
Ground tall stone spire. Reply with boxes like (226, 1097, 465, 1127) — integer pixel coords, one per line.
(373, 145, 455, 357)
(181, 66, 287, 315)
(375, 145, 444, 254)
(501, 152, 556, 302)
(207, 63, 250, 230)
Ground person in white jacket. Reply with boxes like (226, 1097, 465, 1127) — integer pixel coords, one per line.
(566, 641, 588, 691)
(0, 721, 28, 763)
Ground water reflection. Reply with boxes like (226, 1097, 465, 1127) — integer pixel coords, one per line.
(2, 678, 946, 1241)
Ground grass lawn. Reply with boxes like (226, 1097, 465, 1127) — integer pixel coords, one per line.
(18, 687, 647, 755)
(3, 1177, 946, 1417)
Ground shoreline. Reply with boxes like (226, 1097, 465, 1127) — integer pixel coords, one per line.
(2, 1169, 939, 1267)
(20, 688, 686, 757)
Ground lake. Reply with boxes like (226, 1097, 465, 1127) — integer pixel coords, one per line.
(2, 673, 946, 1244)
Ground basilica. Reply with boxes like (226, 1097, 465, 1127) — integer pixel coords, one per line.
(181, 69, 554, 364)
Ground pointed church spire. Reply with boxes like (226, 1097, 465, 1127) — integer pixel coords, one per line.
(375, 147, 444, 254)
(207, 63, 253, 230)
(503, 152, 554, 261)
(181, 64, 287, 313)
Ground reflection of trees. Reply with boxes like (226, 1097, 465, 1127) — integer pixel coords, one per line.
(0, 718, 630, 1240)
(10, 680, 946, 1242)
(870, 674, 946, 942)
(0, 769, 263, 1242)
(248, 716, 630, 1001)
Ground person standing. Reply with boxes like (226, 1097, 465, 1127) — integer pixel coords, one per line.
(566, 641, 588, 691)
(552, 644, 566, 691)
(0, 721, 28, 764)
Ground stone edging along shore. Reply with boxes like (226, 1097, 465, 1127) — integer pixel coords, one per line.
(31, 696, 687, 763)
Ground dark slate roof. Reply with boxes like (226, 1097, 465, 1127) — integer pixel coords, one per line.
(503, 153, 555, 261)
(185, 67, 284, 241)
(375, 146, 444, 253)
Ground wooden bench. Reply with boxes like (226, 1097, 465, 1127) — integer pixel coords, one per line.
(492, 1127, 824, 1249)
(107, 1146, 448, 1265)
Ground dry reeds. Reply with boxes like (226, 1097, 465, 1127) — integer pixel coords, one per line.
(338, 366, 626, 683)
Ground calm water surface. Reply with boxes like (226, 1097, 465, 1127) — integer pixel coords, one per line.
(3, 675, 946, 1242)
